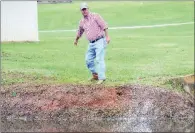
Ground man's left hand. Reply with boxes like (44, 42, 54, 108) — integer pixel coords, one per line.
(106, 36, 110, 44)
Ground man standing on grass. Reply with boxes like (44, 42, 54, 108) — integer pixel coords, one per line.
(74, 2, 110, 84)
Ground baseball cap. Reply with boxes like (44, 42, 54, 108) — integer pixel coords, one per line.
(80, 2, 88, 10)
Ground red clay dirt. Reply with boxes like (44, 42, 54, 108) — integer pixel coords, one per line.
(39, 87, 122, 111)
(1, 84, 132, 118)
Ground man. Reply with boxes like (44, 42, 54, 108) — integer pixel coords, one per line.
(74, 2, 110, 84)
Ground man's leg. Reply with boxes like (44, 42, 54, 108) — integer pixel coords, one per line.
(95, 38, 106, 81)
(85, 44, 97, 79)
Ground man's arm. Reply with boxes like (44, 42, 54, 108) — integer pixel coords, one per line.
(95, 14, 108, 31)
(95, 14, 110, 44)
(74, 23, 84, 46)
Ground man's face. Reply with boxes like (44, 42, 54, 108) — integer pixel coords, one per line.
(81, 8, 89, 17)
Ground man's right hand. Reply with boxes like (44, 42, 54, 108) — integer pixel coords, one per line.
(74, 36, 80, 46)
(74, 40, 78, 46)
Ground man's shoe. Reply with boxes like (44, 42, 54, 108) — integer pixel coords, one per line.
(96, 79, 105, 84)
(89, 73, 98, 81)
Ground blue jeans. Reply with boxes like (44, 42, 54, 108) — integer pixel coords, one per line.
(85, 37, 107, 80)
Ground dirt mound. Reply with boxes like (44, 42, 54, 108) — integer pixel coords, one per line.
(1, 84, 132, 119)
(1, 83, 194, 132)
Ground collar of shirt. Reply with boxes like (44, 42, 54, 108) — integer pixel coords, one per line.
(84, 12, 92, 20)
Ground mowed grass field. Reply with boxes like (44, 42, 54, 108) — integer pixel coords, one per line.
(1, 2, 194, 88)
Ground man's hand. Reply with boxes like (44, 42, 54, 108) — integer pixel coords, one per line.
(104, 28, 110, 44)
(106, 36, 110, 44)
(74, 40, 78, 46)
(74, 36, 80, 46)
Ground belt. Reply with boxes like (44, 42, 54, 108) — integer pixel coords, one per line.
(89, 36, 104, 43)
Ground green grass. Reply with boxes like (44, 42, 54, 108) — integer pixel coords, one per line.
(1, 1, 194, 88)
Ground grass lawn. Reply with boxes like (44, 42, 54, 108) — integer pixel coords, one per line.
(1, 1, 194, 89)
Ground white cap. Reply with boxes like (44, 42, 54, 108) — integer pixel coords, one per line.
(80, 2, 88, 10)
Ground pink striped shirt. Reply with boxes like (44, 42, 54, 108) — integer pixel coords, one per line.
(77, 12, 108, 41)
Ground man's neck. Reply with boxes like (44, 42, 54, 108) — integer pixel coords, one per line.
(84, 12, 90, 19)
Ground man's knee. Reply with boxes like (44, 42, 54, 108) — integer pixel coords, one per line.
(86, 59, 94, 66)
(96, 57, 104, 64)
